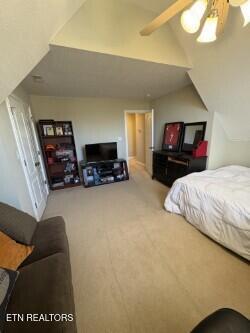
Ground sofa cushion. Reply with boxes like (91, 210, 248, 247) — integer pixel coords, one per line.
(0, 231, 34, 270)
(0, 268, 19, 332)
(0, 203, 37, 245)
(5, 253, 76, 333)
(21, 216, 69, 267)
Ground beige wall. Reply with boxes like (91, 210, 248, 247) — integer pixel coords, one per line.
(52, 0, 189, 68)
(30, 95, 150, 162)
(135, 113, 145, 164)
(170, 11, 250, 142)
(209, 113, 250, 169)
(153, 84, 213, 156)
(0, 0, 86, 104)
(153, 84, 250, 169)
(126, 113, 136, 157)
(0, 86, 34, 215)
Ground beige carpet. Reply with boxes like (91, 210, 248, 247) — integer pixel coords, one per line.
(43, 162, 250, 333)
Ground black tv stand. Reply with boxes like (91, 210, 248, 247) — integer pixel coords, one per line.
(80, 159, 129, 188)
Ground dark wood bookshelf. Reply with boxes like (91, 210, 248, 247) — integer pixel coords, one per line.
(38, 120, 81, 190)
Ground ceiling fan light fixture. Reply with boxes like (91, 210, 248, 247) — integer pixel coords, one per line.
(241, 0, 250, 25)
(197, 14, 218, 43)
(181, 0, 208, 33)
(181, 10, 201, 33)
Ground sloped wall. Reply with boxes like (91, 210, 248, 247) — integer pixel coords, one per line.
(153, 85, 212, 148)
(0, 0, 86, 104)
(170, 12, 250, 132)
(52, 0, 189, 68)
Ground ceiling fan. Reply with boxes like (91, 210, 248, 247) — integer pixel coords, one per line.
(140, 0, 250, 43)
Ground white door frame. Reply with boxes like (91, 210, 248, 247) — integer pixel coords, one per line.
(28, 106, 49, 196)
(124, 109, 154, 171)
(6, 95, 48, 220)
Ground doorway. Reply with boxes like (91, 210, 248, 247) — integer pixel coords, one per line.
(6, 95, 49, 220)
(125, 110, 154, 176)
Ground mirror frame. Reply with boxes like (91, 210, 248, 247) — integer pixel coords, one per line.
(181, 121, 207, 153)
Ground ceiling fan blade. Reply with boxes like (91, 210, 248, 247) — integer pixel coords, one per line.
(216, 0, 229, 35)
(140, 0, 194, 36)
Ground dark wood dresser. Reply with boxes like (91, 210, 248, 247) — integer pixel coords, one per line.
(153, 150, 207, 187)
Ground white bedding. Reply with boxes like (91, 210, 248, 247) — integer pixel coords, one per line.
(164, 165, 250, 260)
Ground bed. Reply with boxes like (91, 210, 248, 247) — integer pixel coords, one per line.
(164, 165, 250, 260)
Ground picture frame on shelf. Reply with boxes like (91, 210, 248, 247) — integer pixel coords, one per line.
(43, 125, 54, 136)
(63, 123, 72, 136)
(55, 126, 64, 136)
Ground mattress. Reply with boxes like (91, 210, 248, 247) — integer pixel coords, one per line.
(164, 165, 250, 260)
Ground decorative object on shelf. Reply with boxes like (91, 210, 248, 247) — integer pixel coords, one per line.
(80, 159, 129, 188)
(45, 144, 56, 151)
(47, 157, 55, 165)
(140, 0, 250, 43)
(63, 123, 73, 136)
(38, 120, 81, 190)
(43, 124, 54, 136)
(55, 126, 63, 136)
(192, 140, 208, 157)
(162, 122, 184, 152)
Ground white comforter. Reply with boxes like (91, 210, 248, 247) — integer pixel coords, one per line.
(165, 165, 250, 260)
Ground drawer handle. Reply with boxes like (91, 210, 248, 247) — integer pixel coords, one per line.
(168, 157, 188, 166)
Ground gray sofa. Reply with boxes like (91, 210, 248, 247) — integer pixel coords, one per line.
(4, 215, 77, 333)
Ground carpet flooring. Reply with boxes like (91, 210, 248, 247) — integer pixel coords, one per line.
(43, 162, 250, 333)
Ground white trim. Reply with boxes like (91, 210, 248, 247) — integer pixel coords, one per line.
(6, 95, 48, 221)
(6, 96, 40, 220)
(28, 106, 49, 195)
(151, 108, 155, 152)
(124, 110, 151, 168)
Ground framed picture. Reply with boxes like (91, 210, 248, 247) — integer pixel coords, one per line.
(162, 122, 184, 152)
(55, 126, 63, 136)
(63, 123, 72, 135)
(43, 125, 54, 136)
(46, 125, 55, 136)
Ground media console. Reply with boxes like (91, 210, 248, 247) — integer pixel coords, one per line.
(80, 159, 129, 188)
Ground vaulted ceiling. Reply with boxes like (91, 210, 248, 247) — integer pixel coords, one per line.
(129, 0, 250, 140)
(22, 0, 192, 100)
(1, 0, 250, 141)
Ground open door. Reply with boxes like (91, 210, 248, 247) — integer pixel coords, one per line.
(7, 96, 48, 220)
(145, 109, 154, 175)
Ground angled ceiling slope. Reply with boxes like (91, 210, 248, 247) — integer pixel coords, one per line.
(22, 0, 192, 100)
(169, 10, 250, 141)
(0, 0, 87, 104)
(51, 0, 190, 69)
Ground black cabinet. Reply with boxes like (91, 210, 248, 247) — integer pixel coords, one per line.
(153, 150, 207, 187)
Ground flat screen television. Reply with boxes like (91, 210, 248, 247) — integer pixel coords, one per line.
(85, 142, 118, 162)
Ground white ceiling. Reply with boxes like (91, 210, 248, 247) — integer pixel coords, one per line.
(22, 45, 191, 100)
